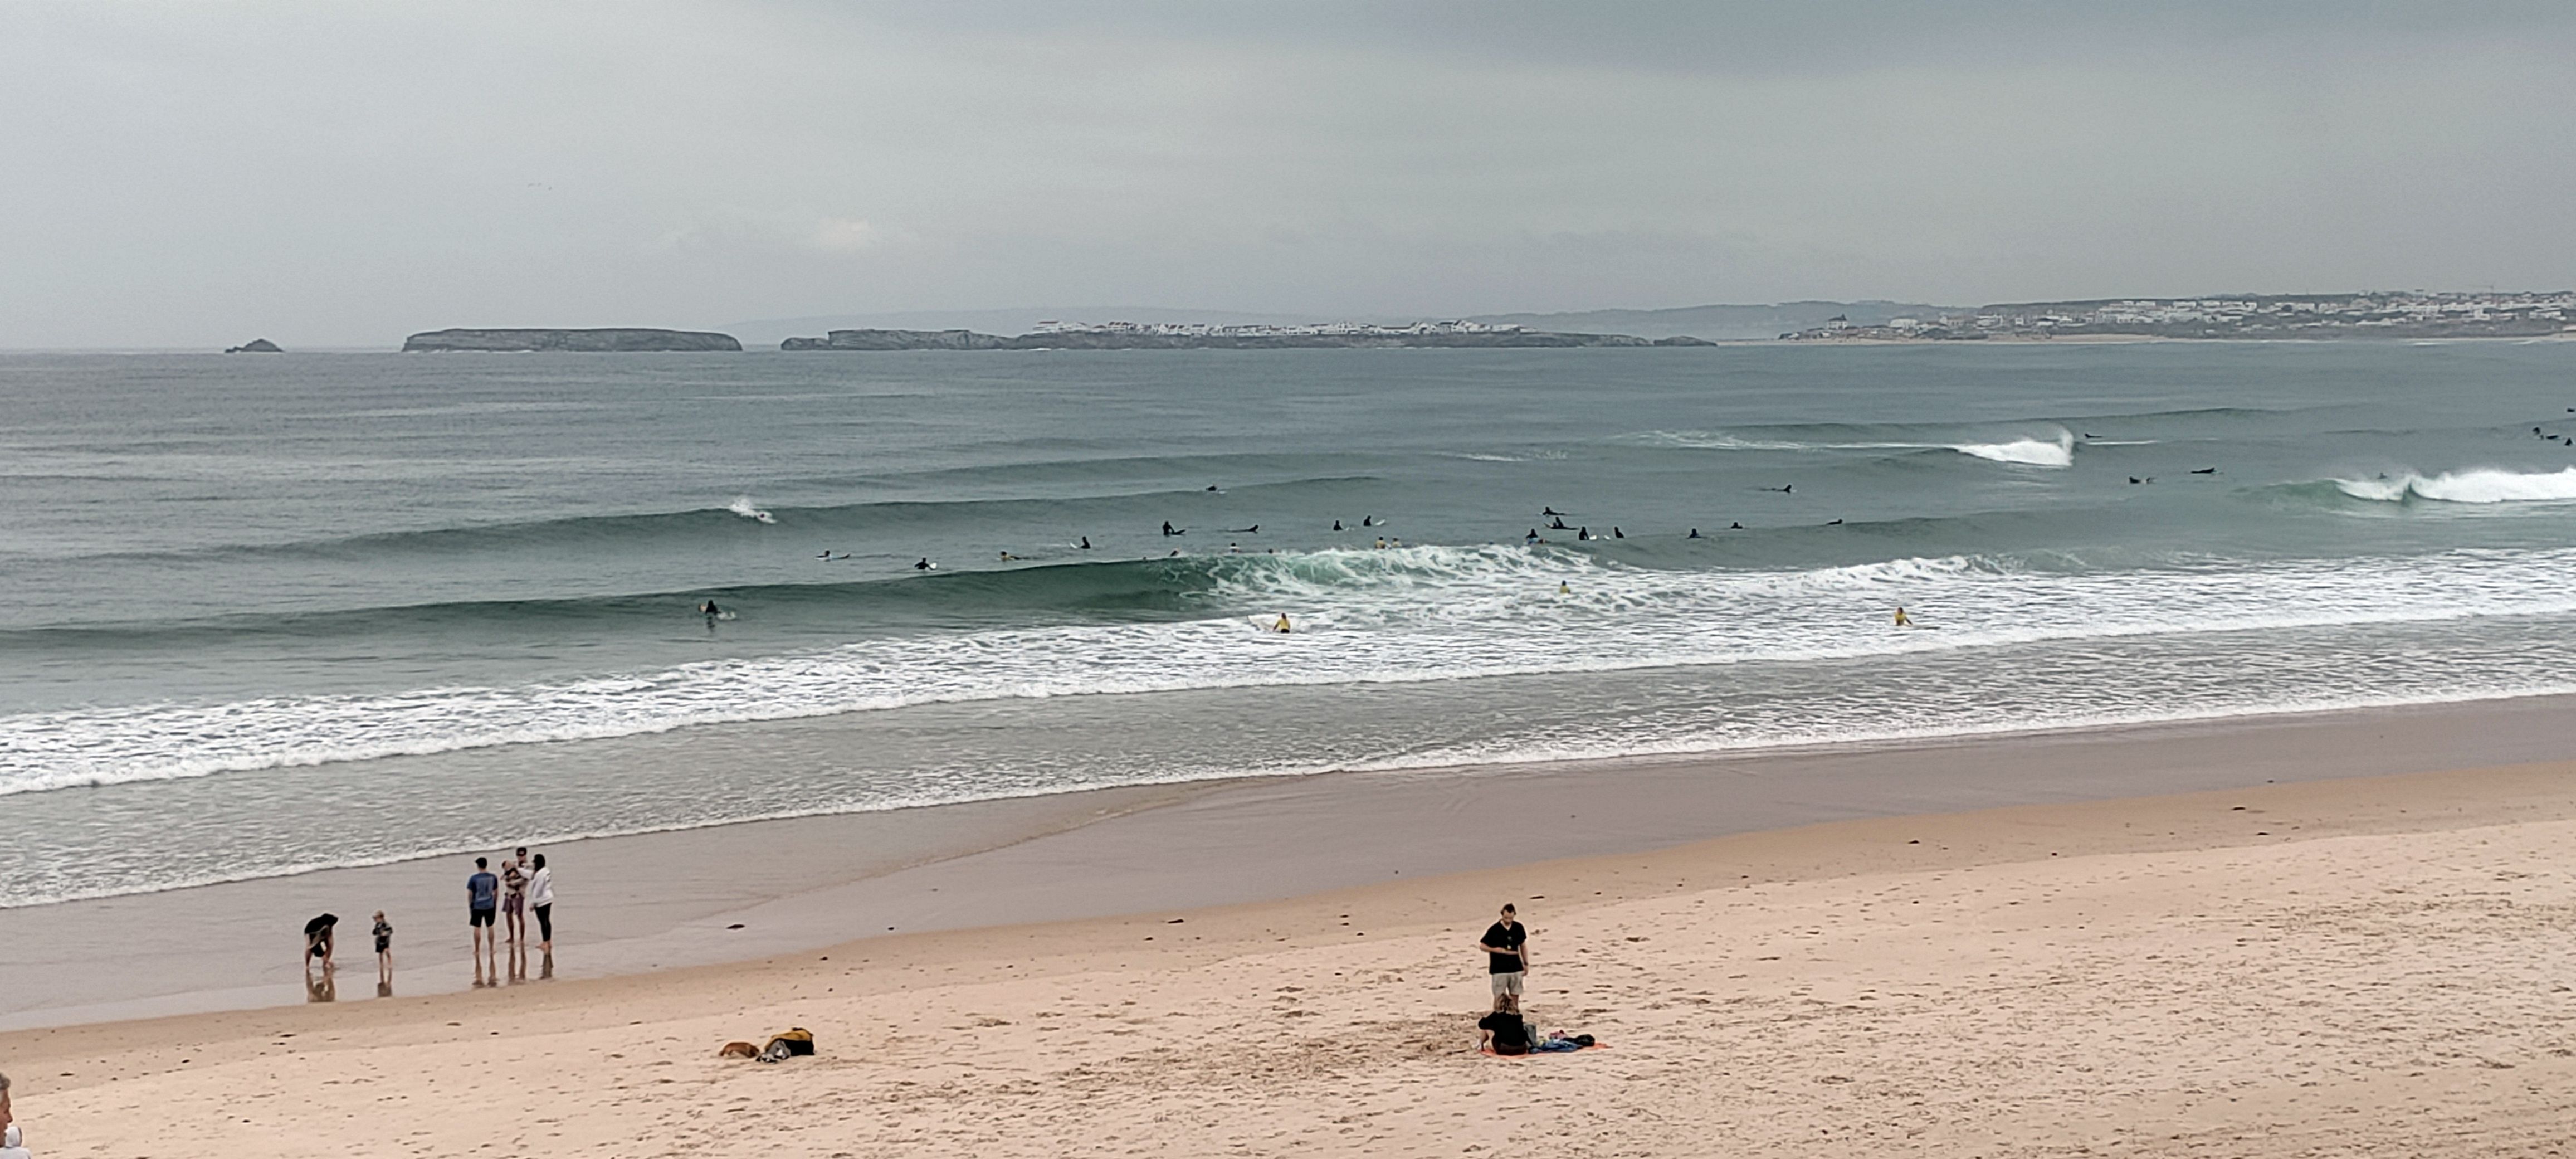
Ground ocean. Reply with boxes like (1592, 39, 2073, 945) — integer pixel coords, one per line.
(6, 341, 2575, 908)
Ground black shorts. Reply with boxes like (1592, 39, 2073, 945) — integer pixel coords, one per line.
(534, 903, 554, 942)
(470, 906, 496, 928)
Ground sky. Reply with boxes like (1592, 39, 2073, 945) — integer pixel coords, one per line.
(4, 1, 2573, 348)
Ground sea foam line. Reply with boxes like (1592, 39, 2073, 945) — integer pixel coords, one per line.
(9, 543, 2576, 797)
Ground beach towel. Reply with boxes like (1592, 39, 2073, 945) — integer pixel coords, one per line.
(1482, 1036, 1602, 1058)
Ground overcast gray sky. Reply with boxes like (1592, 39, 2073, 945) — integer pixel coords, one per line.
(5, 1, 2573, 348)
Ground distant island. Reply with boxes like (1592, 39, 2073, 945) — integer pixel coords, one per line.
(225, 338, 282, 353)
(782, 319, 1711, 350)
(402, 328, 743, 352)
(1780, 291, 2576, 342)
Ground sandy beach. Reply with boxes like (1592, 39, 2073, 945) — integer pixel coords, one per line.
(7, 702, 2576, 1156)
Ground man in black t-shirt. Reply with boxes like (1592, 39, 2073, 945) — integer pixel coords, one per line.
(1477, 902, 1528, 999)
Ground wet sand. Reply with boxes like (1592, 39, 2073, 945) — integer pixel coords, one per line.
(7, 738, 2576, 1155)
(6, 693, 2574, 1030)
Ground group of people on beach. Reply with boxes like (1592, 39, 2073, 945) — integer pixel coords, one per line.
(294, 846, 557, 999)
(1472, 903, 1595, 1055)
(466, 848, 555, 986)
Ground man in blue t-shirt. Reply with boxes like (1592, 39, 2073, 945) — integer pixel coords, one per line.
(467, 856, 500, 981)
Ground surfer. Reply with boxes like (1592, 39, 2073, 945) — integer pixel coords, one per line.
(1162, 521, 1184, 536)
(1274, 613, 1292, 633)
(1687, 528, 1702, 539)
(1333, 519, 1345, 531)
(1730, 522, 1743, 529)
(1894, 607, 1913, 627)
(1827, 519, 1843, 526)
(1206, 484, 1221, 491)
(1543, 506, 1563, 516)
(999, 551, 1018, 561)
(1526, 529, 1543, 543)
(2190, 467, 2216, 475)
(1765, 484, 1793, 494)
(1362, 515, 1378, 527)
(1227, 525, 1258, 534)
(697, 600, 723, 618)
(1548, 517, 1569, 530)
(1612, 527, 1624, 539)
(1079, 536, 1092, 549)
(1558, 581, 1570, 595)
(914, 558, 934, 571)
(1228, 542, 1241, 553)
(816, 550, 831, 559)
(1576, 527, 1592, 540)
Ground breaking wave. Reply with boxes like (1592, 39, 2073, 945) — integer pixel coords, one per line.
(2333, 468, 2576, 504)
(12, 542, 2576, 798)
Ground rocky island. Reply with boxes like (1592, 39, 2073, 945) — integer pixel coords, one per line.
(402, 328, 742, 352)
(783, 320, 1710, 351)
(224, 338, 283, 353)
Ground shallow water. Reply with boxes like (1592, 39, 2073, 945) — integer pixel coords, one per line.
(7, 342, 2576, 904)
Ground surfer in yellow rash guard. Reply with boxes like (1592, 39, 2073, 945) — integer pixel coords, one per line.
(1274, 613, 1292, 633)
(1894, 607, 1913, 627)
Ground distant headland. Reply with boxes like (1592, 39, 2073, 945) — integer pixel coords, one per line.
(781, 319, 1712, 350)
(402, 328, 743, 352)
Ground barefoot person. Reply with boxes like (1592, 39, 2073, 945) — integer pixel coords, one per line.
(1478, 903, 1529, 1000)
(372, 910, 394, 989)
(501, 847, 530, 949)
(301, 912, 337, 972)
(467, 857, 500, 982)
(528, 853, 555, 956)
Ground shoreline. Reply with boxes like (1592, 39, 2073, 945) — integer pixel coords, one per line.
(8, 739, 2576, 1153)
(7, 691, 2574, 1031)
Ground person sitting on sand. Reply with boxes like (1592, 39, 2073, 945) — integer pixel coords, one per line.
(1478, 994, 1534, 1055)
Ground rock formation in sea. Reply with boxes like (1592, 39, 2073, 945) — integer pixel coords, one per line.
(225, 338, 284, 353)
(402, 328, 743, 353)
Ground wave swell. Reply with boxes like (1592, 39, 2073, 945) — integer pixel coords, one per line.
(11, 543, 2576, 797)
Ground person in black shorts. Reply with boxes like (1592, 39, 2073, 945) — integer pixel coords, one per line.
(1478, 903, 1528, 998)
(372, 910, 394, 990)
(302, 913, 337, 972)
(468, 856, 500, 983)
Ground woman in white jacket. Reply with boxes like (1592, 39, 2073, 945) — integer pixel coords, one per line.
(528, 853, 556, 955)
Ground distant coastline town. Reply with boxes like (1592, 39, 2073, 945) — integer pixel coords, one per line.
(1779, 291, 2576, 342)
(378, 290, 2576, 353)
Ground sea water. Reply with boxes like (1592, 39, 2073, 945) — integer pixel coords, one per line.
(6, 342, 2576, 905)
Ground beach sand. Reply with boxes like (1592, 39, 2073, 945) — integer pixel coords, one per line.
(7, 739, 2576, 1155)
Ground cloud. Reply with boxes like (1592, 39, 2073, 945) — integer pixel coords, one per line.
(808, 218, 878, 252)
(2, 1, 2573, 346)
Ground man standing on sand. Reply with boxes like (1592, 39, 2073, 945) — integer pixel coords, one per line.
(467, 856, 500, 983)
(1478, 902, 1529, 999)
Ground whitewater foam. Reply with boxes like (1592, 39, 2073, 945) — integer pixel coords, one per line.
(1638, 428, 2074, 467)
(727, 496, 777, 523)
(13, 543, 2576, 798)
(2335, 468, 2576, 504)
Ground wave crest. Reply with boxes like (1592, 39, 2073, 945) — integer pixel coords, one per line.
(2334, 468, 2576, 504)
